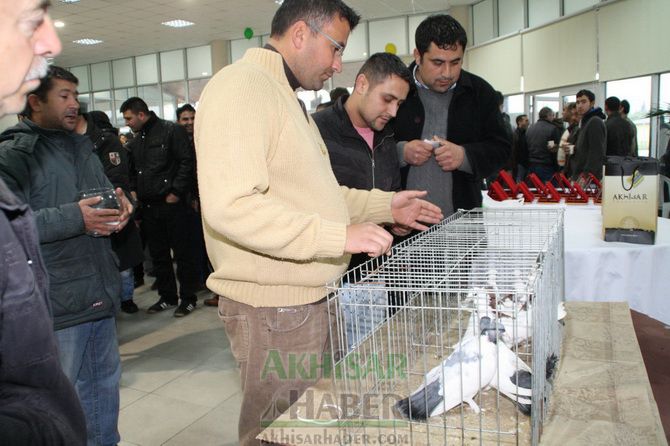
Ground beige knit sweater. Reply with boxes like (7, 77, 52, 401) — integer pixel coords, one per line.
(195, 48, 395, 307)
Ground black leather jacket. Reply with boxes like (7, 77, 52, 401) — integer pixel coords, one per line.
(127, 112, 193, 203)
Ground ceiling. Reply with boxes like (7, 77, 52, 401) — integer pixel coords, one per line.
(50, 0, 478, 67)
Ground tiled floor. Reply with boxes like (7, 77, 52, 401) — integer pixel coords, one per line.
(116, 282, 241, 446)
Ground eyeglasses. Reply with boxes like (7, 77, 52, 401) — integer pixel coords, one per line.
(308, 23, 345, 57)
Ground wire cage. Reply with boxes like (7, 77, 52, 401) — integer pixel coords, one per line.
(325, 208, 565, 445)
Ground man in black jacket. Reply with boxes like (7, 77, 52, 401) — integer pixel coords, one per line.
(526, 107, 562, 182)
(0, 66, 133, 446)
(0, 3, 87, 445)
(121, 97, 199, 317)
(604, 96, 633, 157)
(314, 52, 411, 271)
(566, 89, 607, 180)
(392, 14, 510, 216)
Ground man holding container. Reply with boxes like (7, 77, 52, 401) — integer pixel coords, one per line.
(0, 65, 132, 445)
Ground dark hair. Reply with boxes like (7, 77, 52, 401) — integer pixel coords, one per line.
(415, 14, 467, 56)
(270, 0, 360, 37)
(26, 66, 79, 118)
(576, 89, 595, 103)
(539, 107, 554, 120)
(620, 99, 631, 114)
(495, 91, 504, 107)
(605, 96, 620, 112)
(176, 103, 196, 120)
(565, 102, 576, 111)
(120, 97, 150, 115)
(357, 52, 411, 89)
(329, 87, 349, 102)
(515, 114, 528, 125)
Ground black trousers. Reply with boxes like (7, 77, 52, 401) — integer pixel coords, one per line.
(142, 201, 199, 304)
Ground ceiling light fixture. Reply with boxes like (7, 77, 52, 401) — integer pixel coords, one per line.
(275, 0, 284, 5)
(54, 20, 65, 28)
(162, 20, 195, 28)
(73, 38, 103, 45)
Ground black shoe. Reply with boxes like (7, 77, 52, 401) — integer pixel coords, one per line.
(174, 301, 196, 318)
(121, 300, 139, 314)
(147, 299, 177, 314)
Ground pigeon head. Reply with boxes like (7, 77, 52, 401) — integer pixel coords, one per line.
(479, 316, 506, 343)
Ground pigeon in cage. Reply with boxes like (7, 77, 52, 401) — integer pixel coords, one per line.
(395, 317, 505, 420)
(488, 341, 533, 415)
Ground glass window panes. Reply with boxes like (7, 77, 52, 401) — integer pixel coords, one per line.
(70, 66, 90, 92)
(114, 88, 135, 126)
(188, 79, 210, 107)
(369, 17, 408, 56)
(659, 73, 670, 156)
(507, 94, 525, 114)
(187, 45, 212, 79)
(161, 50, 185, 82)
(91, 62, 111, 91)
(231, 37, 261, 63)
(408, 15, 429, 50)
(473, 0, 495, 45)
(261, 35, 270, 47)
(112, 58, 134, 88)
(529, 0, 560, 28)
(606, 76, 652, 156)
(92, 91, 113, 121)
(499, 0, 525, 36)
(78, 93, 91, 114)
(161, 81, 187, 121)
(342, 21, 367, 62)
(136, 85, 162, 116)
(136, 54, 158, 85)
(564, 0, 599, 15)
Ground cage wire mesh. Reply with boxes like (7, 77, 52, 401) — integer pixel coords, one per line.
(325, 208, 565, 445)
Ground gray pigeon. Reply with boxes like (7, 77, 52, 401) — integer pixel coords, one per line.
(395, 317, 505, 420)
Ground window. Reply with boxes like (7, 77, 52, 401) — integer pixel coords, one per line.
(564, 0, 600, 16)
(161, 81, 187, 121)
(342, 21, 368, 62)
(160, 50, 185, 82)
(369, 17, 407, 56)
(136, 85, 162, 116)
(528, 0, 560, 28)
(188, 79, 210, 107)
(112, 58, 134, 88)
(231, 37, 260, 63)
(114, 88, 135, 126)
(606, 76, 652, 156)
(187, 45, 212, 79)
(507, 93, 526, 126)
(92, 91, 113, 121)
(473, 0, 495, 45)
(136, 54, 158, 85)
(658, 73, 670, 156)
(532, 91, 560, 122)
(90, 62, 111, 91)
(71, 66, 90, 92)
(499, 0, 525, 36)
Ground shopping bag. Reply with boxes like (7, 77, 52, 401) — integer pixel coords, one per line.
(602, 156, 658, 244)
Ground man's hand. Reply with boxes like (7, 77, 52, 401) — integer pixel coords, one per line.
(404, 140, 434, 166)
(78, 196, 122, 237)
(390, 224, 412, 236)
(345, 223, 394, 258)
(391, 191, 443, 231)
(166, 192, 180, 204)
(114, 188, 134, 232)
(434, 137, 465, 171)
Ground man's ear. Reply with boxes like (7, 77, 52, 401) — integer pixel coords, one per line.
(27, 94, 42, 115)
(413, 48, 421, 66)
(354, 73, 369, 95)
(290, 20, 310, 50)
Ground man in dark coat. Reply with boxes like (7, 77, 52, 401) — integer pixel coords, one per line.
(0, 3, 87, 444)
(121, 97, 199, 317)
(526, 107, 562, 182)
(77, 110, 144, 313)
(314, 52, 411, 271)
(604, 96, 633, 157)
(566, 89, 607, 180)
(0, 66, 133, 445)
(392, 14, 510, 217)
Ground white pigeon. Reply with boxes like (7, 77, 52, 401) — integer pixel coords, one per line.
(396, 317, 504, 420)
(488, 341, 533, 415)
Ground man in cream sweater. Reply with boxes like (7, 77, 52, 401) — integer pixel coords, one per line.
(195, 1, 442, 444)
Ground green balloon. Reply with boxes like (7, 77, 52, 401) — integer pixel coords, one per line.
(244, 27, 254, 39)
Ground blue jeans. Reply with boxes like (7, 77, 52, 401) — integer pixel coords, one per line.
(120, 268, 134, 302)
(55, 317, 121, 446)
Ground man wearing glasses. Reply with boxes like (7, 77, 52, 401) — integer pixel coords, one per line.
(195, 1, 442, 444)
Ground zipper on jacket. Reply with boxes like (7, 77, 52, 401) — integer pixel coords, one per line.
(369, 133, 394, 189)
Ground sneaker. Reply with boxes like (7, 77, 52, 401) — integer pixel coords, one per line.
(147, 299, 177, 314)
(121, 300, 139, 314)
(204, 295, 220, 307)
(174, 301, 196, 318)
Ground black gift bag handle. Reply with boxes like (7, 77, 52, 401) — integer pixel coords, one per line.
(620, 165, 639, 192)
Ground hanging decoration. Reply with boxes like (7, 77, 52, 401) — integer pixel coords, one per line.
(385, 43, 397, 55)
(244, 27, 254, 39)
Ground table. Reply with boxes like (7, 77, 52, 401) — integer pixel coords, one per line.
(482, 194, 670, 325)
(563, 205, 670, 326)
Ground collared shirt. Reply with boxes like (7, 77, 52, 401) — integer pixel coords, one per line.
(413, 64, 458, 91)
